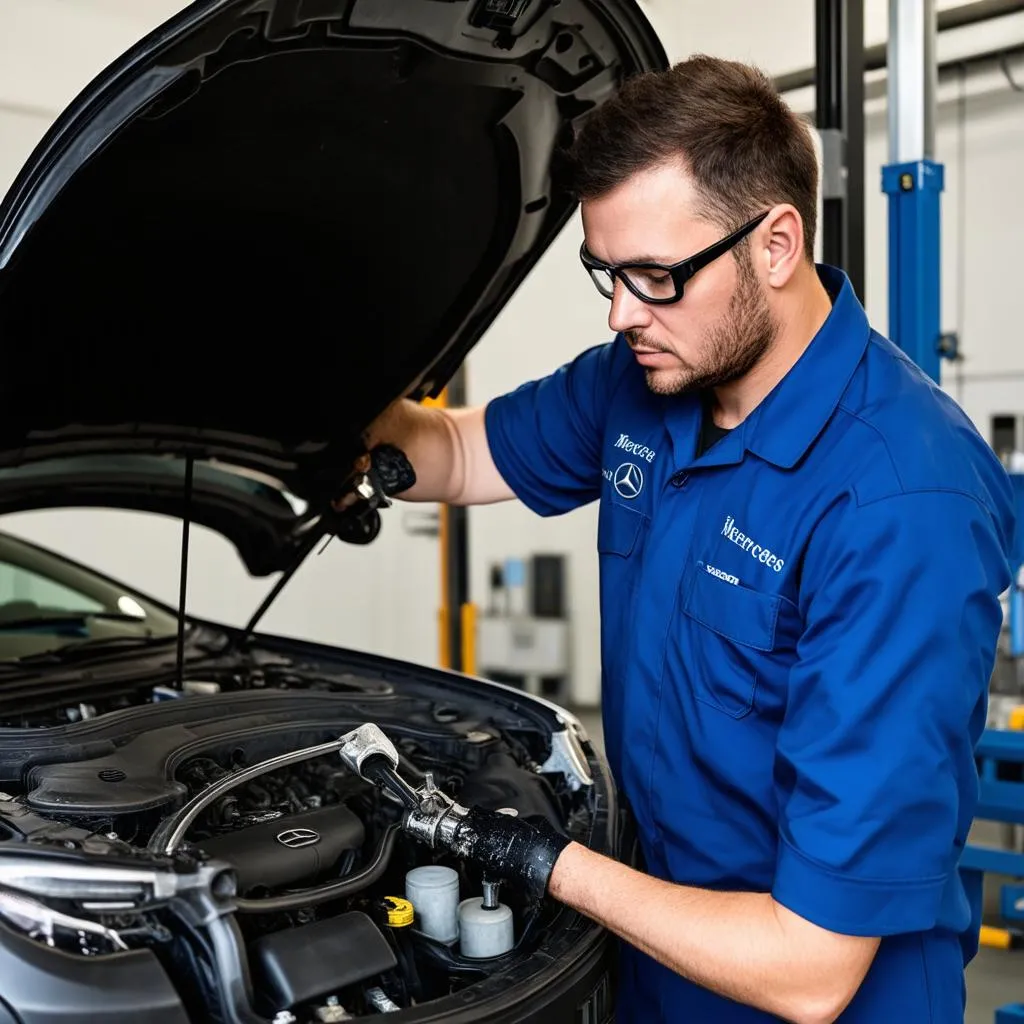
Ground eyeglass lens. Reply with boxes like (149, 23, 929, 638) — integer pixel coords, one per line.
(588, 266, 677, 302)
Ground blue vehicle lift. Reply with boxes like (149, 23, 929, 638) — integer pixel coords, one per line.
(958, 484, 1024, 1023)
(883, 3, 1023, 1019)
(961, 721, 1024, 1024)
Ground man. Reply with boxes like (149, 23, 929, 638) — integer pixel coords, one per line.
(353, 56, 1015, 1022)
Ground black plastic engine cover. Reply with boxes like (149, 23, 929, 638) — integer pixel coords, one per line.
(251, 911, 397, 1009)
(198, 804, 364, 891)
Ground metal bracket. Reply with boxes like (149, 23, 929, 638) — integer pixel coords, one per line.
(538, 728, 593, 792)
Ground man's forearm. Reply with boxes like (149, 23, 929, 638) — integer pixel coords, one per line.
(361, 399, 460, 503)
(362, 400, 513, 506)
(548, 843, 878, 1024)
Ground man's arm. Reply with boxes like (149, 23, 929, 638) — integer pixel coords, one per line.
(549, 845, 877, 1024)
(351, 339, 630, 515)
(361, 399, 513, 506)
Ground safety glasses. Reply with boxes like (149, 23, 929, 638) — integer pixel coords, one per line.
(579, 210, 770, 305)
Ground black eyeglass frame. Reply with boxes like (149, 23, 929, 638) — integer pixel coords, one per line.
(579, 210, 771, 305)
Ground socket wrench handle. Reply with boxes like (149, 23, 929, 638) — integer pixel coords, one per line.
(359, 754, 421, 810)
(338, 724, 420, 810)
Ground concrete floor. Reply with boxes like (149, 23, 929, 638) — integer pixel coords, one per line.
(571, 709, 1022, 1023)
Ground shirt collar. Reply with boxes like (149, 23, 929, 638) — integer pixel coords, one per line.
(742, 264, 870, 469)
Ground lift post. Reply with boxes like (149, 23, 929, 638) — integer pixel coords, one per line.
(882, 0, 945, 383)
(815, 0, 865, 301)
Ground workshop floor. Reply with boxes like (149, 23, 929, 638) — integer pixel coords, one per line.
(570, 709, 1022, 1024)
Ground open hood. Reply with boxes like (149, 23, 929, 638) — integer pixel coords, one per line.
(0, 0, 667, 573)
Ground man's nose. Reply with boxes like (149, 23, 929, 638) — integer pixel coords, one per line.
(607, 278, 652, 335)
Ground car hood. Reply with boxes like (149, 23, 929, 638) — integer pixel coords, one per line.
(0, 0, 666, 573)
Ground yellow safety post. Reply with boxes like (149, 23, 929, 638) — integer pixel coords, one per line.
(437, 504, 451, 670)
(422, 391, 451, 669)
(461, 602, 477, 677)
(423, 374, 473, 673)
(979, 925, 1023, 950)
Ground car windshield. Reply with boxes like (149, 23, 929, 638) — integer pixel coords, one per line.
(0, 532, 179, 661)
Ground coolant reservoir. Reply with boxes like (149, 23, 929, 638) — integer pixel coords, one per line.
(405, 865, 459, 944)
(458, 894, 514, 958)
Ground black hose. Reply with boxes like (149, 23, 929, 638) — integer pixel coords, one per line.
(233, 823, 400, 914)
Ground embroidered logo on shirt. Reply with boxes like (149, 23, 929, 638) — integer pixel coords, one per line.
(722, 515, 785, 572)
(614, 433, 657, 463)
(613, 463, 644, 500)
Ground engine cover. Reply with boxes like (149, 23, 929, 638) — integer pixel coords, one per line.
(198, 804, 364, 891)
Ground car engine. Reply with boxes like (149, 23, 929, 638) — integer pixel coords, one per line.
(0, 659, 602, 1023)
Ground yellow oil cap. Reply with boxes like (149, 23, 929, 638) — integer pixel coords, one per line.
(1009, 705, 1024, 731)
(383, 897, 414, 928)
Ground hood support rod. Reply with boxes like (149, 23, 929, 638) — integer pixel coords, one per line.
(236, 524, 328, 646)
(175, 456, 194, 690)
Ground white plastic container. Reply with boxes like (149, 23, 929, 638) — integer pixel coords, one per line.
(405, 865, 459, 944)
(458, 897, 514, 958)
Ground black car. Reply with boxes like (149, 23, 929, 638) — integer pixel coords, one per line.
(0, 2, 666, 1021)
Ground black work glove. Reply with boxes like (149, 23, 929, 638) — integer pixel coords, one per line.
(332, 443, 416, 513)
(443, 807, 571, 902)
(369, 443, 416, 497)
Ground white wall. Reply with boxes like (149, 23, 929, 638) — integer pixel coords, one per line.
(0, 0, 187, 189)
(1, 506, 443, 660)
(1, 2, 1022, 703)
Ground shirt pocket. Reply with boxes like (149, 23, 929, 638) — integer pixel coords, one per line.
(597, 498, 645, 557)
(597, 500, 646, 696)
(680, 561, 800, 719)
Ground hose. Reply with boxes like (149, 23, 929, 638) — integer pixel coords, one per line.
(148, 737, 351, 855)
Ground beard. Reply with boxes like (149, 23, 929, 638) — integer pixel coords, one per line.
(629, 254, 778, 397)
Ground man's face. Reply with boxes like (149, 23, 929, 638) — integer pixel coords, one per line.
(580, 162, 777, 396)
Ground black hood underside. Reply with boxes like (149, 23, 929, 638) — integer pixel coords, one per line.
(0, 0, 667, 572)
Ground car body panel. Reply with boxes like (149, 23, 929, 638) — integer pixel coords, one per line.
(0, 528, 624, 1024)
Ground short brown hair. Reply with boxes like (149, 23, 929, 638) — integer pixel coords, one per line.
(560, 55, 819, 261)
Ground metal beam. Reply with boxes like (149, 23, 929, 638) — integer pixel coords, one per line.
(882, 0, 945, 382)
(815, 0, 865, 300)
(777, 0, 1024, 94)
(862, 40, 1024, 103)
(888, 0, 937, 161)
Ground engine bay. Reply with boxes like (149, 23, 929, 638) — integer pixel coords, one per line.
(0, 654, 604, 1023)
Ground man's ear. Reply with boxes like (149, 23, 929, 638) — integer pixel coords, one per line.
(760, 205, 804, 289)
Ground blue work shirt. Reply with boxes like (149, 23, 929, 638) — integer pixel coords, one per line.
(484, 265, 1015, 1022)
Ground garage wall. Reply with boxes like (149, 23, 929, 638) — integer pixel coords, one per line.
(1, 1, 1022, 702)
(0, 0, 185, 187)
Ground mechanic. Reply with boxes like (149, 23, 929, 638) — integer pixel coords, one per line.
(345, 57, 1015, 1023)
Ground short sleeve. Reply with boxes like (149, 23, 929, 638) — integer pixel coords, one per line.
(484, 338, 628, 517)
(772, 489, 1012, 937)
